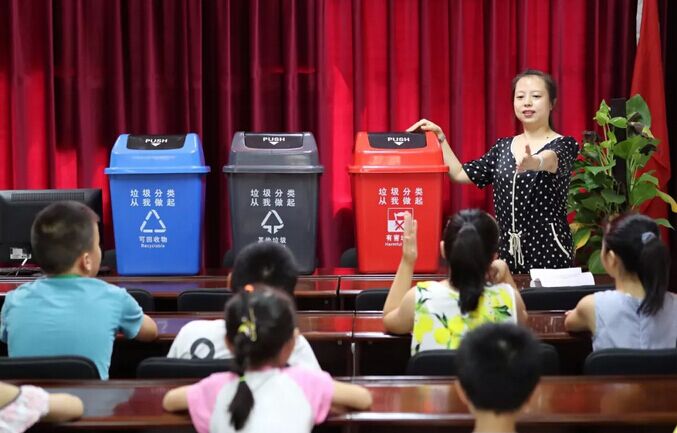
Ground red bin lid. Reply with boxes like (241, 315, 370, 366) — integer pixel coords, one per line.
(348, 131, 448, 173)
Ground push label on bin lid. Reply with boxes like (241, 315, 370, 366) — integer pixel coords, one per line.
(127, 135, 187, 150)
(244, 133, 304, 149)
(368, 133, 426, 149)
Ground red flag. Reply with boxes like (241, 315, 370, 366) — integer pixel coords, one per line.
(631, 0, 671, 224)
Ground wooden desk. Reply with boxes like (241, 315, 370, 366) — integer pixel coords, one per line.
(351, 312, 591, 375)
(111, 312, 355, 378)
(152, 312, 354, 342)
(114, 311, 587, 377)
(26, 376, 677, 432)
(0, 277, 340, 311)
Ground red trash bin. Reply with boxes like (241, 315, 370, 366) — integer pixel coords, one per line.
(348, 132, 448, 273)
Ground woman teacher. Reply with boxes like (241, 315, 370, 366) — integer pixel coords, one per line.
(409, 69, 579, 273)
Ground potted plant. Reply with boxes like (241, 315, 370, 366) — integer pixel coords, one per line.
(568, 94, 677, 273)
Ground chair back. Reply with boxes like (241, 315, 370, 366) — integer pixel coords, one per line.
(177, 290, 233, 312)
(355, 289, 388, 311)
(340, 248, 358, 267)
(126, 288, 155, 311)
(520, 284, 613, 310)
(584, 348, 677, 375)
(406, 343, 560, 375)
(0, 355, 99, 379)
(137, 357, 235, 379)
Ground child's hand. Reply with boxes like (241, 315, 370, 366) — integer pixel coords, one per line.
(401, 213, 418, 265)
(487, 259, 511, 284)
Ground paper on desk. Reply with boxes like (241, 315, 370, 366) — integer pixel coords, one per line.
(529, 268, 596, 287)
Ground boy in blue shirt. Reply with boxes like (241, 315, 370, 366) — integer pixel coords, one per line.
(0, 201, 158, 379)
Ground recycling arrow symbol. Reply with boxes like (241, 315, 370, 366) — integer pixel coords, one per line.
(261, 210, 284, 234)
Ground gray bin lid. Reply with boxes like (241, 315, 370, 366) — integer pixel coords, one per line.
(223, 132, 324, 174)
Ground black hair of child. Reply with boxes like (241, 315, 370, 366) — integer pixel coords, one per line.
(443, 209, 499, 313)
(231, 242, 299, 295)
(604, 213, 670, 316)
(31, 201, 99, 275)
(224, 286, 296, 430)
(456, 323, 541, 413)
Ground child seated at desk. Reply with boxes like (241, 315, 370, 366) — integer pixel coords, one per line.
(383, 210, 527, 354)
(455, 323, 542, 433)
(167, 242, 320, 369)
(0, 201, 158, 379)
(163, 287, 372, 433)
(0, 381, 83, 432)
(565, 214, 677, 349)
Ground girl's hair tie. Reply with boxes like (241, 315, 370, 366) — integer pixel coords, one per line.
(641, 231, 657, 244)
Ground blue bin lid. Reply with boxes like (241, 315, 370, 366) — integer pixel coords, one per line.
(105, 133, 211, 175)
(223, 132, 324, 174)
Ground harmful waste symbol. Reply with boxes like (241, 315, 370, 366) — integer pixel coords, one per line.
(140, 210, 167, 233)
(261, 210, 284, 234)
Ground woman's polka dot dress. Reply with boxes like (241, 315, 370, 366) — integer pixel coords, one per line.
(462, 136, 579, 274)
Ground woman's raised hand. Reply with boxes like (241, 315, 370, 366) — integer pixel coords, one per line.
(516, 144, 542, 172)
(407, 119, 443, 137)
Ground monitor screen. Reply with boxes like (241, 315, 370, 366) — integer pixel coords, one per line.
(0, 189, 103, 266)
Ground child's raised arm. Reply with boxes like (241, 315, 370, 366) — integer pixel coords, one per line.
(331, 380, 372, 412)
(383, 213, 417, 334)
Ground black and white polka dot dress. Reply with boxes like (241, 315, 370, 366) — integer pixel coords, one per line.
(462, 136, 579, 274)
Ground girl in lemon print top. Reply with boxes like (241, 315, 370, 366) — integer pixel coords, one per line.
(383, 209, 528, 354)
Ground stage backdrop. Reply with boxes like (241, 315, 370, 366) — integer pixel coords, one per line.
(0, 0, 671, 268)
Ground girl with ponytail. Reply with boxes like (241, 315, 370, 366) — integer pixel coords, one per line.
(163, 286, 371, 433)
(565, 214, 677, 349)
(383, 210, 528, 354)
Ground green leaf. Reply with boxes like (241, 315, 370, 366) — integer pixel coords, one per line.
(594, 110, 610, 126)
(629, 181, 657, 207)
(656, 190, 677, 213)
(573, 227, 591, 250)
(573, 208, 598, 224)
(609, 116, 628, 128)
(637, 172, 659, 186)
(581, 195, 605, 211)
(654, 218, 674, 229)
(614, 135, 645, 159)
(587, 249, 605, 274)
(601, 189, 626, 204)
(585, 162, 615, 175)
(626, 94, 652, 128)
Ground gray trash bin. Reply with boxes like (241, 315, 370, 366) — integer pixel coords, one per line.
(223, 132, 324, 274)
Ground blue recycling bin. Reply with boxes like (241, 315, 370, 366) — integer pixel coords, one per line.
(105, 134, 210, 275)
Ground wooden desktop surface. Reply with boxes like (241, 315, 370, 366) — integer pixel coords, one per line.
(148, 310, 583, 344)
(152, 311, 355, 341)
(25, 376, 677, 430)
(0, 270, 615, 296)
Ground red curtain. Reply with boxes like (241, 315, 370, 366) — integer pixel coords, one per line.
(0, 0, 665, 268)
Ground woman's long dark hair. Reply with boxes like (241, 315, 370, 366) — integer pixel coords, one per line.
(603, 213, 670, 316)
(224, 286, 296, 430)
(443, 209, 499, 313)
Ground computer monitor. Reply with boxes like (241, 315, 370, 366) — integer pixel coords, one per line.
(0, 188, 103, 266)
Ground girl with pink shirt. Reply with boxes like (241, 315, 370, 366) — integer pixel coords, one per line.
(163, 286, 372, 433)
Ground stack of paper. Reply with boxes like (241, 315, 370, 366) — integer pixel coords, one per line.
(529, 267, 596, 288)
